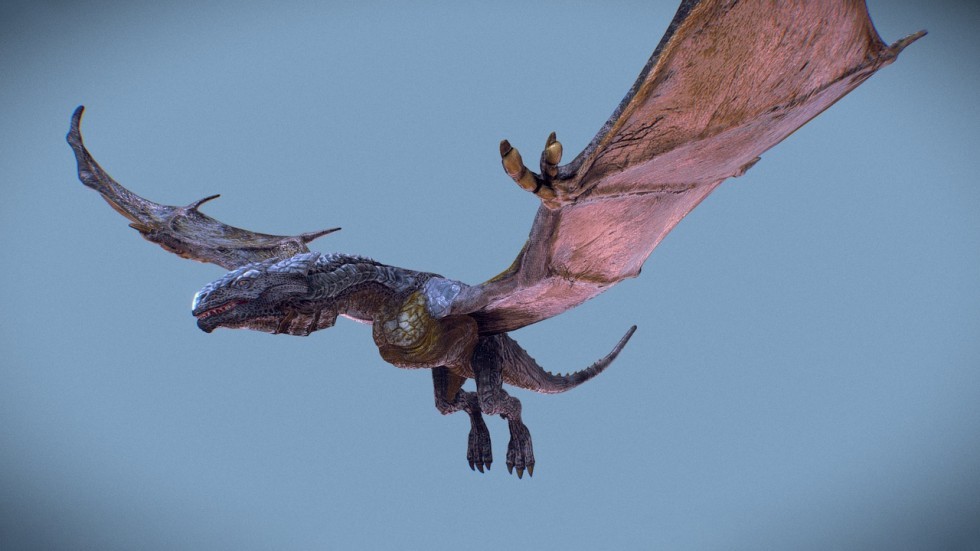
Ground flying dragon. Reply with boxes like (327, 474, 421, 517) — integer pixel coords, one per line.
(68, 1, 922, 478)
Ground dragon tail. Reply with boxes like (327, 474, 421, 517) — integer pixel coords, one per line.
(493, 326, 637, 394)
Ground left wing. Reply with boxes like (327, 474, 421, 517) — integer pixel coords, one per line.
(68, 106, 338, 271)
(442, 0, 923, 334)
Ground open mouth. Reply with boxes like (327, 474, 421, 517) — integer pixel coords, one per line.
(194, 299, 245, 320)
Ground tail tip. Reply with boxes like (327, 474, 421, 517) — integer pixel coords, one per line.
(620, 325, 638, 347)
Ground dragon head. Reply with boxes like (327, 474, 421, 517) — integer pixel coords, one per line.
(191, 252, 321, 334)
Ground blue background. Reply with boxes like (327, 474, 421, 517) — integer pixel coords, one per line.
(2, 1, 978, 549)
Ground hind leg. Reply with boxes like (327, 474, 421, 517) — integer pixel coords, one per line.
(432, 367, 492, 472)
(472, 335, 535, 478)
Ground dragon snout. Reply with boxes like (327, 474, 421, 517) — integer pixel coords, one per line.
(197, 317, 216, 333)
(191, 290, 206, 312)
(192, 283, 248, 333)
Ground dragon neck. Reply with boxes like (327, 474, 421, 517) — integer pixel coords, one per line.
(304, 253, 426, 325)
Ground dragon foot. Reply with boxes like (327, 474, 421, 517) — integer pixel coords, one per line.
(505, 418, 535, 478)
(473, 334, 539, 479)
(467, 414, 493, 472)
(431, 367, 494, 472)
(499, 132, 564, 207)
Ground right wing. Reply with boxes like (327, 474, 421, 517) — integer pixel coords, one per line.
(68, 106, 338, 271)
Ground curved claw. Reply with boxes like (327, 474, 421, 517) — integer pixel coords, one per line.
(505, 420, 534, 479)
(469, 460, 491, 473)
(186, 194, 221, 212)
(466, 415, 493, 473)
(300, 227, 342, 243)
(499, 137, 559, 207)
(500, 140, 540, 193)
(888, 29, 927, 55)
(540, 131, 562, 179)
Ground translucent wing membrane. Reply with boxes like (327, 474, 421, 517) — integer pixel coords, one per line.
(452, 0, 923, 334)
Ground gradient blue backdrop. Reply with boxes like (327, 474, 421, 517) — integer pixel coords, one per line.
(2, 1, 978, 549)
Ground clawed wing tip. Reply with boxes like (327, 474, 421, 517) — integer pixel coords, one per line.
(300, 227, 342, 243)
(68, 105, 86, 142)
(187, 194, 221, 211)
(889, 30, 927, 54)
(67, 106, 343, 269)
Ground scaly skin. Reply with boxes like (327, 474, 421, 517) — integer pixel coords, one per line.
(191, 251, 635, 477)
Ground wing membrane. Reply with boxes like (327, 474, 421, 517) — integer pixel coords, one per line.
(452, 0, 923, 334)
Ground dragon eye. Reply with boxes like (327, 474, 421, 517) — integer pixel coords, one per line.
(235, 279, 252, 289)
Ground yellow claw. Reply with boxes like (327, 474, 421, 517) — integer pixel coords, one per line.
(500, 140, 523, 177)
(500, 139, 539, 193)
(544, 132, 562, 167)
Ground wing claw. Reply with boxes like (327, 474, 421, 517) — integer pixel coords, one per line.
(300, 227, 342, 243)
(540, 131, 562, 178)
(733, 157, 760, 178)
(187, 194, 221, 212)
(500, 139, 537, 192)
(499, 138, 558, 205)
(888, 30, 927, 56)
